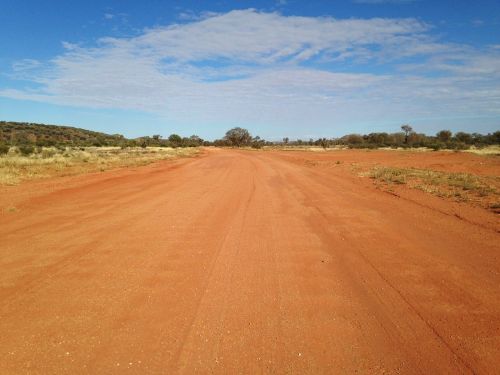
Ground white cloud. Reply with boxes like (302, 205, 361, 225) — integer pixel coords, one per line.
(11, 59, 41, 72)
(125, 10, 431, 64)
(1, 9, 499, 133)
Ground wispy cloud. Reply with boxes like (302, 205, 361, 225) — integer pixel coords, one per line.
(177, 10, 220, 21)
(11, 59, 41, 72)
(1, 9, 499, 133)
(471, 19, 485, 27)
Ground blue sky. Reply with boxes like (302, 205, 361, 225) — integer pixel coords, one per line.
(1, 0, 499, 140)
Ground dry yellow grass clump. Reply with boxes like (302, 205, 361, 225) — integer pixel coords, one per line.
(364, 166, 500, 211)
(0, 146, 199, 185)
(464, 145, 500, 155)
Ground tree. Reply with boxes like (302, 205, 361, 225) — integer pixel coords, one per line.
(318, 138, 329, 149)
(454, 132, 472, 144)
(367, 132, 390, 146)
(436, 130, 452, 142)
(251, 136, 264, 149)
(345, 134, 363, 145)
(168, 134, 182, 147)
(188, 135, 203, 146)
(493, 131, 500, 144)
(401, 124, 413, 144)
(224, 127, 252, 147)
(283, 137, 289, 145)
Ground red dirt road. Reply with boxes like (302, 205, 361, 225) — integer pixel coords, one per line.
(1, 149, 499, 374)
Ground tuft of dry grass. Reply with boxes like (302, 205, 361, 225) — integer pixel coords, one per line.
(363, 166, 500, 209)
(463, 145, 500, 155)
(0, 146, 199, 185)
(263, 145, 348, 152)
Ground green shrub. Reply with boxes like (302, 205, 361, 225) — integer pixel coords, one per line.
(19, 145, 35, 155)
(428, 142, 443, 151)
(450, 142, 469, 150)
(0, 144, 9, 155)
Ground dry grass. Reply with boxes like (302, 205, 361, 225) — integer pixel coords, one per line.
(463, 145, 500, 155)
(0, 146, 199, 185)
(263, 146, 348, 152)
(364, 166, 500, 210)
(378, 147, 431, 152)
(267, 145, 500, 154)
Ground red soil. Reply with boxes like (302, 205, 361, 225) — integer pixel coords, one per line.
(0, 149, 499, 374)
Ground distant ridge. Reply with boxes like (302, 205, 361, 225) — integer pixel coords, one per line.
(0, 121, 125, 147)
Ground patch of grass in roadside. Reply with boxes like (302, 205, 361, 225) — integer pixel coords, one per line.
(0, 146, 199, 185)
(363, 166, 500, 209)
(368, 167, 408, 185)
(464, 145, 500, 156)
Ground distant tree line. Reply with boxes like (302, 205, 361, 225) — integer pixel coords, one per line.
(1, 121, 499, 156)
(215, 125, 499, 150)
(129, 134, 207, 148)
(328, 125, 500, 151)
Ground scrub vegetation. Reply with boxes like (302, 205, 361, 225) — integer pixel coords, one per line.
(1, 121, 498, 191)
(0, 146, 198, 185)
(364, 166, 500, 211)
(2, 121, 499, 151)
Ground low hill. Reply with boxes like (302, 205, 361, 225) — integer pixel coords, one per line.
(0, 121, 125, 147)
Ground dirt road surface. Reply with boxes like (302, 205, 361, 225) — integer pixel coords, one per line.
(1, 149, 499, 374)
